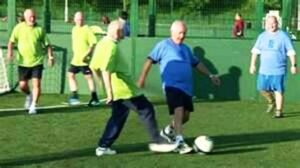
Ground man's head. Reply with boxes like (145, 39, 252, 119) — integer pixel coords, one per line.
(74, 11, 84, 26)
(24, 9, 36, 26)
(170, 20, 187, 44)
(107, 20, 124, 41)
(265, 15, 279, 32)
(119, 11, 129, 20)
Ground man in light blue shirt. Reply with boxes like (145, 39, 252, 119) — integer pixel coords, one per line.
(250, 15, 297, 118)
(138, 20, 220, 154)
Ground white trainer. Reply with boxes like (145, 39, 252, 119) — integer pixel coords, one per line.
(173, 141, 193, 154)
(95, 147, 117, 156)
(28, 107, 37, 115)
(149, 143, 177, 153)
(160, 126, 176, 143)
(24, 95, 32, 109)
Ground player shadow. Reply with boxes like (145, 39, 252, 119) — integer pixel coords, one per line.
(281, 111, 300, 118)
(184, 129, 300, 155)
(192, 47, 242, 101)
(0, 142, 150, 166)
(0, 105, 110, 117)
(193, 46, 218, 100)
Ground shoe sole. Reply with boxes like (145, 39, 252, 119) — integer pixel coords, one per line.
(179, 147, 193, 154)
(149, 143, 178, 153)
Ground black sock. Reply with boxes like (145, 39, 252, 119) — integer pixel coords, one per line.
(91, 91, 98, 100)
(71, 91, 79, 99)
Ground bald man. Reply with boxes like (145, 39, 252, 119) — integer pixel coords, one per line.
(90, 20, 177, 156)
(7, 9, 54, 114)
(138, 20, 220, 154)
(67, 11, 99, 106)
(250, 16, 297, 118)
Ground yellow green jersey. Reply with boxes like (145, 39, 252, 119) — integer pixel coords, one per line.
(71, 25, 97, 66)
(9, 22, 50, 67)
(90, 37, 140, 100)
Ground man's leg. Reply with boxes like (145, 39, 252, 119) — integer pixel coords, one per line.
(84, 73, 99, 106)
(125, 95, 161, 142)
(68, 72, 80, 104)
(98, 100, 130, 148)
(274, 91, 284, 118)
(19, 80, 32, 109)
(126, 95, 177, 153)
(261, 91, 275, 113)
(28, 78, 41, 114)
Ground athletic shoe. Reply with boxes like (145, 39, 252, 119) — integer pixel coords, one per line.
(88, 99, 101, 107)
(160, 127, 176, 143)
(28, 106, 37, 115)
(266, 103, 275, 113)
(24, 95, 32, 109)
(148, 143, 177, 153)
(174, 141, 193, 154)
(273, 111, 284, 118)
(95, 147, 117, 156)
(69, 98, 80, 105)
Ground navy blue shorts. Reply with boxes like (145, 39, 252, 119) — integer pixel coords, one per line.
(18, 65, 43, 81)
(257, 74, 286, 93)
(165, 86, 194, 115)
(68, 65, 92, 75)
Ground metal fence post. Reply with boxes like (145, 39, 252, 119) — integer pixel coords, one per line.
(255, 0, 264, 34)
(148, 0, 156, 37)
(43, 0, 51, 33)
(282, 0, 292, 31)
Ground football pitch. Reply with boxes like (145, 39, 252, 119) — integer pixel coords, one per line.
(0, 93, 300, 168)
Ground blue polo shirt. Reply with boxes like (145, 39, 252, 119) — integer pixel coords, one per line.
(252, 30, 295, 75)
(149, 38, 200, 96)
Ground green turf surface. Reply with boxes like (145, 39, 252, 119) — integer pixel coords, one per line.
(0, 93, 300, 167)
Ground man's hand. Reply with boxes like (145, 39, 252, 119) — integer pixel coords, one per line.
(291, 66, 297, 74)
(137, 78, 145, 88)
(209, 75, 221, 86)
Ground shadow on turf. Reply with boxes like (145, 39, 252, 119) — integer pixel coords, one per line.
(208, 129, 300, 151)
(0, 143, 151, 166)
(0, 105, 111, 117)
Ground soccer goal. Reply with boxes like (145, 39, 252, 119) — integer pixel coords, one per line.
(0, 45, 68, 95)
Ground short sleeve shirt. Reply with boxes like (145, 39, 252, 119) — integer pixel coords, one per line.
(9, 22, 50, 67)
(251, 30, 295, 75)
(71, 25, 97, 66)
(90, 37, 140, 100)
(149, 38, 200, 96)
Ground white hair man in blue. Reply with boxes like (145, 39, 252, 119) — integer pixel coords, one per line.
(250, 15, 297, 118)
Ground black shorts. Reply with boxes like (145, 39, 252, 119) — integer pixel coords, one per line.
(68, 65, 92, 75)
(165, 86, 194, 115)
(18, 65, 44, 81)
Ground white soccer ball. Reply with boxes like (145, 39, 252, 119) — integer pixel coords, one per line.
(193, 135, 214, 153)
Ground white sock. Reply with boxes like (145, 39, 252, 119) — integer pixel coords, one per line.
(175, 135, 184, 144)
(30, 102, 36, 109)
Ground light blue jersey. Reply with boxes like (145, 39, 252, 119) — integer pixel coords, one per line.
(149, 38, 200, 96)
(251, 30, 295, 75)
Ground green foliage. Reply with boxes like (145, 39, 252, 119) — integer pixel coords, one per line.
(264, 0, 282, 10)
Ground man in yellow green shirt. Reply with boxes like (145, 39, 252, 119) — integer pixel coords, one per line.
(90, 20, 177, 156)
(68, 11, 99, 106)
(7, 9, 54, 114)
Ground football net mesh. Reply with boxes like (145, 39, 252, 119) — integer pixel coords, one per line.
(0, 48, 10, 94)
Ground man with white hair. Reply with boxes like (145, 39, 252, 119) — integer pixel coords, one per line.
(90, 20, 177, 156)
(138, 20, 220, 154)
(67, 11, 100, 106)
(7, 9, 54, 114)
(249, 15, 297, 118)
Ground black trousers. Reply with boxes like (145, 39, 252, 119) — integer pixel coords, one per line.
(98, 95, 161, 148)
